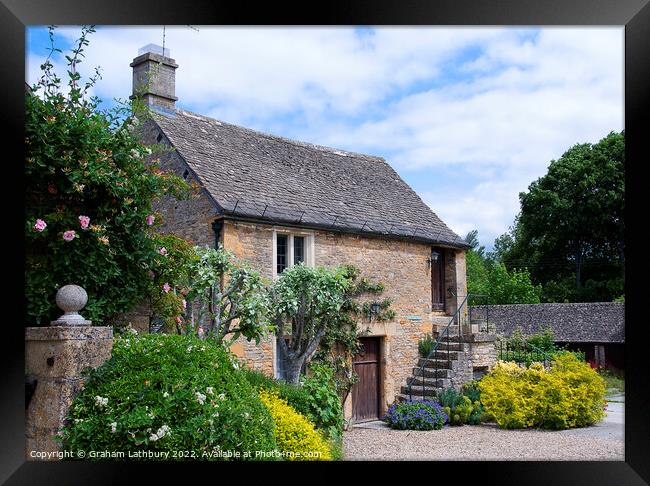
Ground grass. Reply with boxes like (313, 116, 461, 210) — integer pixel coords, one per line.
(599, 369, 624, 396)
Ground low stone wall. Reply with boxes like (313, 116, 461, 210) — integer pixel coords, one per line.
(467, 334, 498, 380)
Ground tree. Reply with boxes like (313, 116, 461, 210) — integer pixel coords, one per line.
(465, 229, 486, 258)
(180, 245, 271, 346)
(25, 26, 189, 325)
(465, 231, 542, 305)
(499, 131, 624, 302)
(269, 265, 352, 385)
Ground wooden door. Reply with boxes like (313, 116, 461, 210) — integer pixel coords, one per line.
(431, 247, 446, 311)
(352, 337, 381, 422)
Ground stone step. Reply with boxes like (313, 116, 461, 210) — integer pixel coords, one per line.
(400, 385, 442, 397)
(411, 368, 452, 379)
(438, 335, 470, 343)
(427, 350, 461, 360)
(406, 376, 451, 388)
(419, 350, 461, 361)
(417, 353, 459, 370)
(416, 358, 458, 370)
(394, 393, 441, 404)
(436, 342, 466, 352)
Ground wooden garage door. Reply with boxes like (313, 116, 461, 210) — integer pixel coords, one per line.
(352, 337, 381, 422)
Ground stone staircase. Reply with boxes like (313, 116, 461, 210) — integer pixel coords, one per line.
(395, 333, 476, 403)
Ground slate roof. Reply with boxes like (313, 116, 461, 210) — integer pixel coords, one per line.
(471, 303, 625, 343)
(152, 108, 469, 249)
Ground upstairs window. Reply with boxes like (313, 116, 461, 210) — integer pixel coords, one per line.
(273, 230, 314, 277)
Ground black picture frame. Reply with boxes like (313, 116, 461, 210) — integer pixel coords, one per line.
(2, 0, 648, 483)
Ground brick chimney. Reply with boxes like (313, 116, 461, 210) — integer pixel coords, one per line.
(130, 44, 178, 112)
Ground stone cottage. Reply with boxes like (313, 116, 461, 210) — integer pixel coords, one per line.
(130, 45, 489, 422)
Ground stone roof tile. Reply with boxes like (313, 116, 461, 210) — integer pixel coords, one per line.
(152, 109, 469, 248)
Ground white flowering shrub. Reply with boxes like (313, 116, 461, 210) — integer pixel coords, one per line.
(59, 334, 277, 460)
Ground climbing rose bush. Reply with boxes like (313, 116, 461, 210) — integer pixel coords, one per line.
(59, 333, 277, 460)
(25, 26, 190, 325)
(383, 399, 448, 430)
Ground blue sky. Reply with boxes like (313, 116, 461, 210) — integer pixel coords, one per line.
(26, 26, 623, 249)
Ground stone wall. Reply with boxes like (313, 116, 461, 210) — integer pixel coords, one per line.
(143, 119, 219, 248)
(467, 334, 498, 380)
(223, 220, 467, 416)
(25, 326, 114, 460)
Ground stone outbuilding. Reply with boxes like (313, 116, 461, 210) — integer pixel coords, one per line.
(130, 45, 481, 422)
(471, 302, 625, 372)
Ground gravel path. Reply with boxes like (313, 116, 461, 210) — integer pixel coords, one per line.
(343, 424, 623, 461)
(343, 397, 624, 461)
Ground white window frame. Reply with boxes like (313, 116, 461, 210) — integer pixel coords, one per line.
(272, 227, 315, 279)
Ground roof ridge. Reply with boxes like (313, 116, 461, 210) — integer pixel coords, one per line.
(170, 108, 388, 163)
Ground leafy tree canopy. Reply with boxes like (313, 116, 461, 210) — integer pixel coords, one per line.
(493, 131, 624, 302)
(465, 231, 542, 305)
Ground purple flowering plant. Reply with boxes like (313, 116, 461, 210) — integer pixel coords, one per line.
(383, 399, 448, 430)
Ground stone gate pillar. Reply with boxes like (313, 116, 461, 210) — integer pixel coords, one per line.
(25, 285, 113, 460)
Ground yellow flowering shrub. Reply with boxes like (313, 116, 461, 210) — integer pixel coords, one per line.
(259, 390, 332, 461)
(479, 353, 606, 430)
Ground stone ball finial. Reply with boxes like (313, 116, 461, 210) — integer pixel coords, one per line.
(50, 284, 92, 326)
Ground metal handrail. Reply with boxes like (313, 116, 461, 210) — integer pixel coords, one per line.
(407, 293, 471, 401)
(497, 338, 554, 368)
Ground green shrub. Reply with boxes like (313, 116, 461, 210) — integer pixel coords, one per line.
(418, 334, 436, 357)
(461, 381, 485, 424)
(479, 354, 606, 430)
(383, 399, 447, 430)
(241, 363, 344, 441)
(240, 367, 311, 417)
(301, 363, 344, 441)
(59, 334, 277, 460)
(599, 368, 624, 394)
(526, 327, 556, 354)
(259, 390, 332, 461)
(461, 381, 481, 403)
(438, 388, 482, 426)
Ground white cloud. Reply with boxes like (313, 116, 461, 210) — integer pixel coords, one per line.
(26, 26, 623, 248)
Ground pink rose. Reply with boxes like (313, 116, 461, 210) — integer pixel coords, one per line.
(79, 215, 90, 229)
(159, 247, 168, 256)
(63, 230, 76, 242)
(146, 215, 155, 226)
(162, 282, 171, 293)
(175, 316, 183, 324)
(182, 299, 187, 310)
(33, 219, 47, 232)
(148, 270, 156, 279)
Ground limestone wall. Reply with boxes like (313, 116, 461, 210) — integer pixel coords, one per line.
(25, 326, 114, 460)
(223, 220, 467, 415)
(143, 119, 219, 248)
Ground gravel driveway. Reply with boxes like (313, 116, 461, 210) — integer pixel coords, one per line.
(343, 396, 624, 461)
